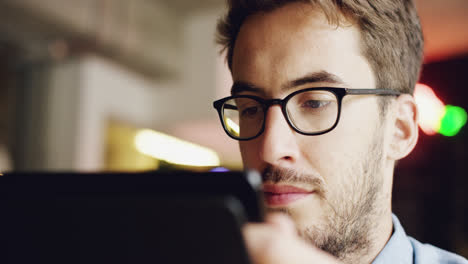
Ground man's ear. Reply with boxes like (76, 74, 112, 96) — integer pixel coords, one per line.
(388, 94, 419, 160)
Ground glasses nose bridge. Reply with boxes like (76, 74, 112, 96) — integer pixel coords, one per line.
(264, 98, 284, 110)
(263, 98, 289, 123)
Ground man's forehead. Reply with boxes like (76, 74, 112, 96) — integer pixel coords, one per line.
(236, 3, 332, 48)
(231, 3, 363, 68)
(236, 2, 354, 43)
(230, 4, 369, 95)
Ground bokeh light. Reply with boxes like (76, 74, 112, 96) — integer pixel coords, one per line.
(414, 83, 466, 136)
(438, 105, 468, 137)
(414, 83, 446, 135)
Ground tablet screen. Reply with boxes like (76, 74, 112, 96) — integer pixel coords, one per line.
(0, 170, 264, 264)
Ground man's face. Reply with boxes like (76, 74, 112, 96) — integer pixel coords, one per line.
(231, 2, 393, 259)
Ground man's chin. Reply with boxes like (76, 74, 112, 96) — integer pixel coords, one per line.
(266, 200, 329, 232)
(266, 206, 290, 216)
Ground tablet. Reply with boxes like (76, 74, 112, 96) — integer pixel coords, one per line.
(0, 170, 265, 264)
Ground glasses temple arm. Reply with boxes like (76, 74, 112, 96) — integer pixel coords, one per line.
(346, 88, 401, 96)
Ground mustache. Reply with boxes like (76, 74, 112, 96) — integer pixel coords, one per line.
(261, 165, 325, 195)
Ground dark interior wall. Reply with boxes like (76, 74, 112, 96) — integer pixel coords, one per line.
(393, 54, 468, 257)
(0, 42, 17, 158)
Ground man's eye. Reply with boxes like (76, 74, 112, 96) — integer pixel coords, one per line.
(241, 106, 260, 117)
(302, 100, 331, 109)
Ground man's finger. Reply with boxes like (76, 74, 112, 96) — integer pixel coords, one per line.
(264, 213, 296, 234)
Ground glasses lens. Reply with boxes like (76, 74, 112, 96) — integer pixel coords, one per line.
(222, 97, 264, 139)
(286, 90, 338, 134)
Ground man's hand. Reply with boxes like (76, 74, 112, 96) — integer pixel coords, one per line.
(243, 214, 342, 264)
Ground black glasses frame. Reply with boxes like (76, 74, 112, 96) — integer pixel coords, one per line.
(213, 87, 401, 141)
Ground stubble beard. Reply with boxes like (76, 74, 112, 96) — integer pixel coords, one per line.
(263, 134, 386, 264)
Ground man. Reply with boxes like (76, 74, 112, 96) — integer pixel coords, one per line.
(212, 0, 468, 263)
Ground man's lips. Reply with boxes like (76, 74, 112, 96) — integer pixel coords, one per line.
(262, 184, 314, 206)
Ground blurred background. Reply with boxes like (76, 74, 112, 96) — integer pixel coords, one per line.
(0, 0, 466, 258)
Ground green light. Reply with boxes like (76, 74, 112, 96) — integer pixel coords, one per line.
(438, 105, 467, 137)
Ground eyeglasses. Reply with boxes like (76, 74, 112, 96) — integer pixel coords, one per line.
(213, 87, 401, 140)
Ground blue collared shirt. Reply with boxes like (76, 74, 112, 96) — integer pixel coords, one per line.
(373, 214, 468, 264)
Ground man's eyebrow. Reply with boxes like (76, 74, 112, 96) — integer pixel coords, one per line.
(282, 71, 349, 91)
(231, 81, 264, 95)
(230, 71, 349, 95)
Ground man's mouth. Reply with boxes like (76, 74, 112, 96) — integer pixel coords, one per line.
(262, 183, 314, 206)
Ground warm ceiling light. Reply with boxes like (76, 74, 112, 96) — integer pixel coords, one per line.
(134, 129, 220, 167)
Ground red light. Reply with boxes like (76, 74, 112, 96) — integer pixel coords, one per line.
(414, 83, 445, 135)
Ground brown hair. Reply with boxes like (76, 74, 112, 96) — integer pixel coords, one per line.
(216, 0, 424, 95)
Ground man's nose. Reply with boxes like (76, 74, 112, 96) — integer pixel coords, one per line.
(258, 106, 300, 166)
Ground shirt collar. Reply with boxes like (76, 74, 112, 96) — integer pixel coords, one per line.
(372, 214, 413, 264)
